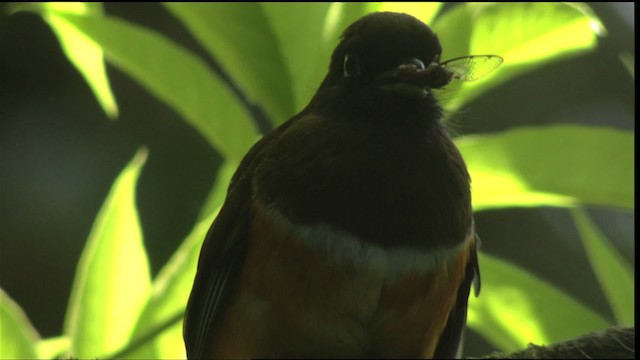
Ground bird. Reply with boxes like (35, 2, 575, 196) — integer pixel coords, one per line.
(184, 11, 486, 359)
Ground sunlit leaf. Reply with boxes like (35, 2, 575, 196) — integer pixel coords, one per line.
(36, 336, 70, 359)
(468, 253, 611, 352)
(571, 208, 634, 325)
(261, 3, 333, 115)
(197, 160, 238, 222)
(63, 149, 151, 358)
(0, 289, 40, 359)
(322, 2, 375, 55)
(457, 125, 633, 211)
(378, 2, 442, 26)
(434, 2, 602, 111)
(123, 211, 218, 359)
(164, 3, 294, 126)
(11, 2, 118, 119)
(55, 12, 259, 162)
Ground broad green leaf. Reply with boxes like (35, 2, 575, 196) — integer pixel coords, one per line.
(123, 211, 218, 359)
(468, 253, 611, 352)
(378, 2, 442, 26)
(431, 4, 474, 73)
(11, 2, 118, 119)
(468, 2, 603, 62)
(434, 3, 602, 111)
(571, 208, 634, 325)
(197, 160, 238, 222)
(261, 3, 333, 116)
(0, 289, 40, 359)
(322, 2, 377, 52)
(37, 336, 70, 359)
(457, 125, 633, 211)
(164, 3, 294, 126)
(56, 12, 259, 162)
(63, 149, 151, 358)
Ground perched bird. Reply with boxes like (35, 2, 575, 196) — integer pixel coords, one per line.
(184, 11, 493, 359)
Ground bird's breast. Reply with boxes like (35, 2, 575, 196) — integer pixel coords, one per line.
(253, 117, 472, 250)
(209, 201, 474, 358)
(258, 202, 472, 282)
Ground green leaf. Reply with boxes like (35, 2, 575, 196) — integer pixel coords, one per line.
(11, 2, 119, 119)
(123, 211, 218, 359)
(456, 125, 633, 211)
(261, 3, 333, 116)
(468, 2, 603, 62)
(321, 2, 376, 55)
(36, 336, 70, 359)
(197, 160, 238, 222)
(55, 12, 259, 162)
(468, 253, 611, 352)
(0, 289, 40, 359)
(378, 2, 442, 27)
(164, 3, 443, 123)
(434, 3, 602, 111)
(164, 3, 294, 125)
(571, 208, 634, 325)
(63, 149, 151, 358)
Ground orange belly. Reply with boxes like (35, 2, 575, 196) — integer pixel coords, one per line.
(208, 204, 473, 358)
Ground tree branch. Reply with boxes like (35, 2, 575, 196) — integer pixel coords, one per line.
(475, 326, 635, 359)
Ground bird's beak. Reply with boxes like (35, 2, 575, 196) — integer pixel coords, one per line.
(374, 57, 446, 98)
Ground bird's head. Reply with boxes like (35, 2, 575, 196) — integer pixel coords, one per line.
(321, 12, 453, 100)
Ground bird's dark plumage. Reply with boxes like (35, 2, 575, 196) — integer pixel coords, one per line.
(184, 11, 480, 359)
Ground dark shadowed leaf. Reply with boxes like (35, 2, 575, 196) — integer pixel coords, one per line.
(571, 208, 634, 325)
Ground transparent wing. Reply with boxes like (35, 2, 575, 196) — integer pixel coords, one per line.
(441, 55, 504, 82)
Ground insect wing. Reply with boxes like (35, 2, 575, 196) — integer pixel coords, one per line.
(442, 55, 503, 82)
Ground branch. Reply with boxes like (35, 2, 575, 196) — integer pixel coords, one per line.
(475, 326, 635, 359)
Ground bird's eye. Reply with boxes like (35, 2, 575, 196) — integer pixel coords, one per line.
(343, 53, 359, 77)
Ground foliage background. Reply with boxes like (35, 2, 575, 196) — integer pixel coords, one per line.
(0, 2, 634, 359)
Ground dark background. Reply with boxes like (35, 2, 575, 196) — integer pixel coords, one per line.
(0, 3, 634, 356)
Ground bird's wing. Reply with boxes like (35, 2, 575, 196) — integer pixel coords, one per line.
(182, 158, 253, 359)
(433, 234, 481, 359)
(182, 126, 275, 358)
(182, 115, 299, 359)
